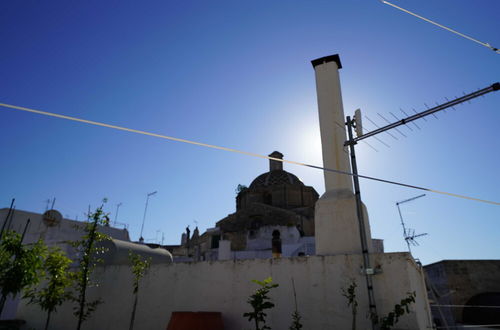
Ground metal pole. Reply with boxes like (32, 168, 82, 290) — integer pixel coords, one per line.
(139, 191, 157, 242)
(396, 203, 412, 253)
(6, 206, 16, 232)
(21, 218, 30, 242)
(0, 198, 15, 239)
(346, 116, 378, 329)
(114, 202, 122, 226)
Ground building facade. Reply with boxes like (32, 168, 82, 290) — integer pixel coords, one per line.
(169, 151, 383, 262)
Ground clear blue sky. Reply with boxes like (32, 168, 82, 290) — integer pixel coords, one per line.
(0, 1, 498, 265)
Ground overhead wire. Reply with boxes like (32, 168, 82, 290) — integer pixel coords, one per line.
(380, 0, 500, 54)
(1, 102, 499, 206)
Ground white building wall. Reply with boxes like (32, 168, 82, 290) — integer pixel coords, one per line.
(0, 208, 131, 320)
(0, 209, 130, 246)
(16, 253, 432, 330)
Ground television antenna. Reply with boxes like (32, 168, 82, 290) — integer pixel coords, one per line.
(139, 191, 157, 243)
(114, 202, 122, 226)
(396, 194, 428, 253)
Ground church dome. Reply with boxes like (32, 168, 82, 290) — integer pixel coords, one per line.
(248, 151, 304, 188)
(250, 170, 304, 188)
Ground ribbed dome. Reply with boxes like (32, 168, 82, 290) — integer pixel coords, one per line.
(249, 170, 304, 188)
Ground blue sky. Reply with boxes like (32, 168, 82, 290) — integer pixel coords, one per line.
(0, 0, 499, 265)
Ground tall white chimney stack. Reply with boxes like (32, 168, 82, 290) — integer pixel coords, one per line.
(312, 54, 373, 255)
(311, 55, 353, 193)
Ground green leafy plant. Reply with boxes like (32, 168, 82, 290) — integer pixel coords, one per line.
(71, 203, 111, 330)
(0, 230, 46, 315)
(342, 279, 358, 330)
(243, 277, 279, 330)
(379, 291, 416, 330)
(25, 247, 74, 330)
(289, 278, 302, 330)
(128, 251, 151, 330)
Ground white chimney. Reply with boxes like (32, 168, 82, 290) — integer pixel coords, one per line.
(312, 55, 373, 255)
(311, 55, 353, 193)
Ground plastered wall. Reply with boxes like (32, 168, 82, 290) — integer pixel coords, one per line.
(16, 252, 432, 330)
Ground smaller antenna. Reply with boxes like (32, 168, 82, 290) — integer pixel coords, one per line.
(396, 194, 428, 253)
(114, 202, 122, 226)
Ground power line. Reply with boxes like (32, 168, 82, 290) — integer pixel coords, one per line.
(1, 102, 499, 206)
(381, 0, 500, 54)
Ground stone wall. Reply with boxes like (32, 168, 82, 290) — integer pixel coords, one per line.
(425, 260, 500, 326)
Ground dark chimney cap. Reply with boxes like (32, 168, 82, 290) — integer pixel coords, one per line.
(269, 151, 283, 159)
(311, 54, 342, 69)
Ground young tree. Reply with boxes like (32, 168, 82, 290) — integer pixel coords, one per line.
(25, 247, 73, 330)
(243, 277, 279, 330)
(289, 278, 302, 330)
(128, 251, 151, 330)
(72, 203, 110, 330)
(0, 230, 46, 315)
(342, 279, 358, 330)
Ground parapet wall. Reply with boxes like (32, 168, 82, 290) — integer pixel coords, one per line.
(16, 252, 433, 330)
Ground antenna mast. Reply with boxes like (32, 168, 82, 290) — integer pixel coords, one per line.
(396, 194, 428, 253)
